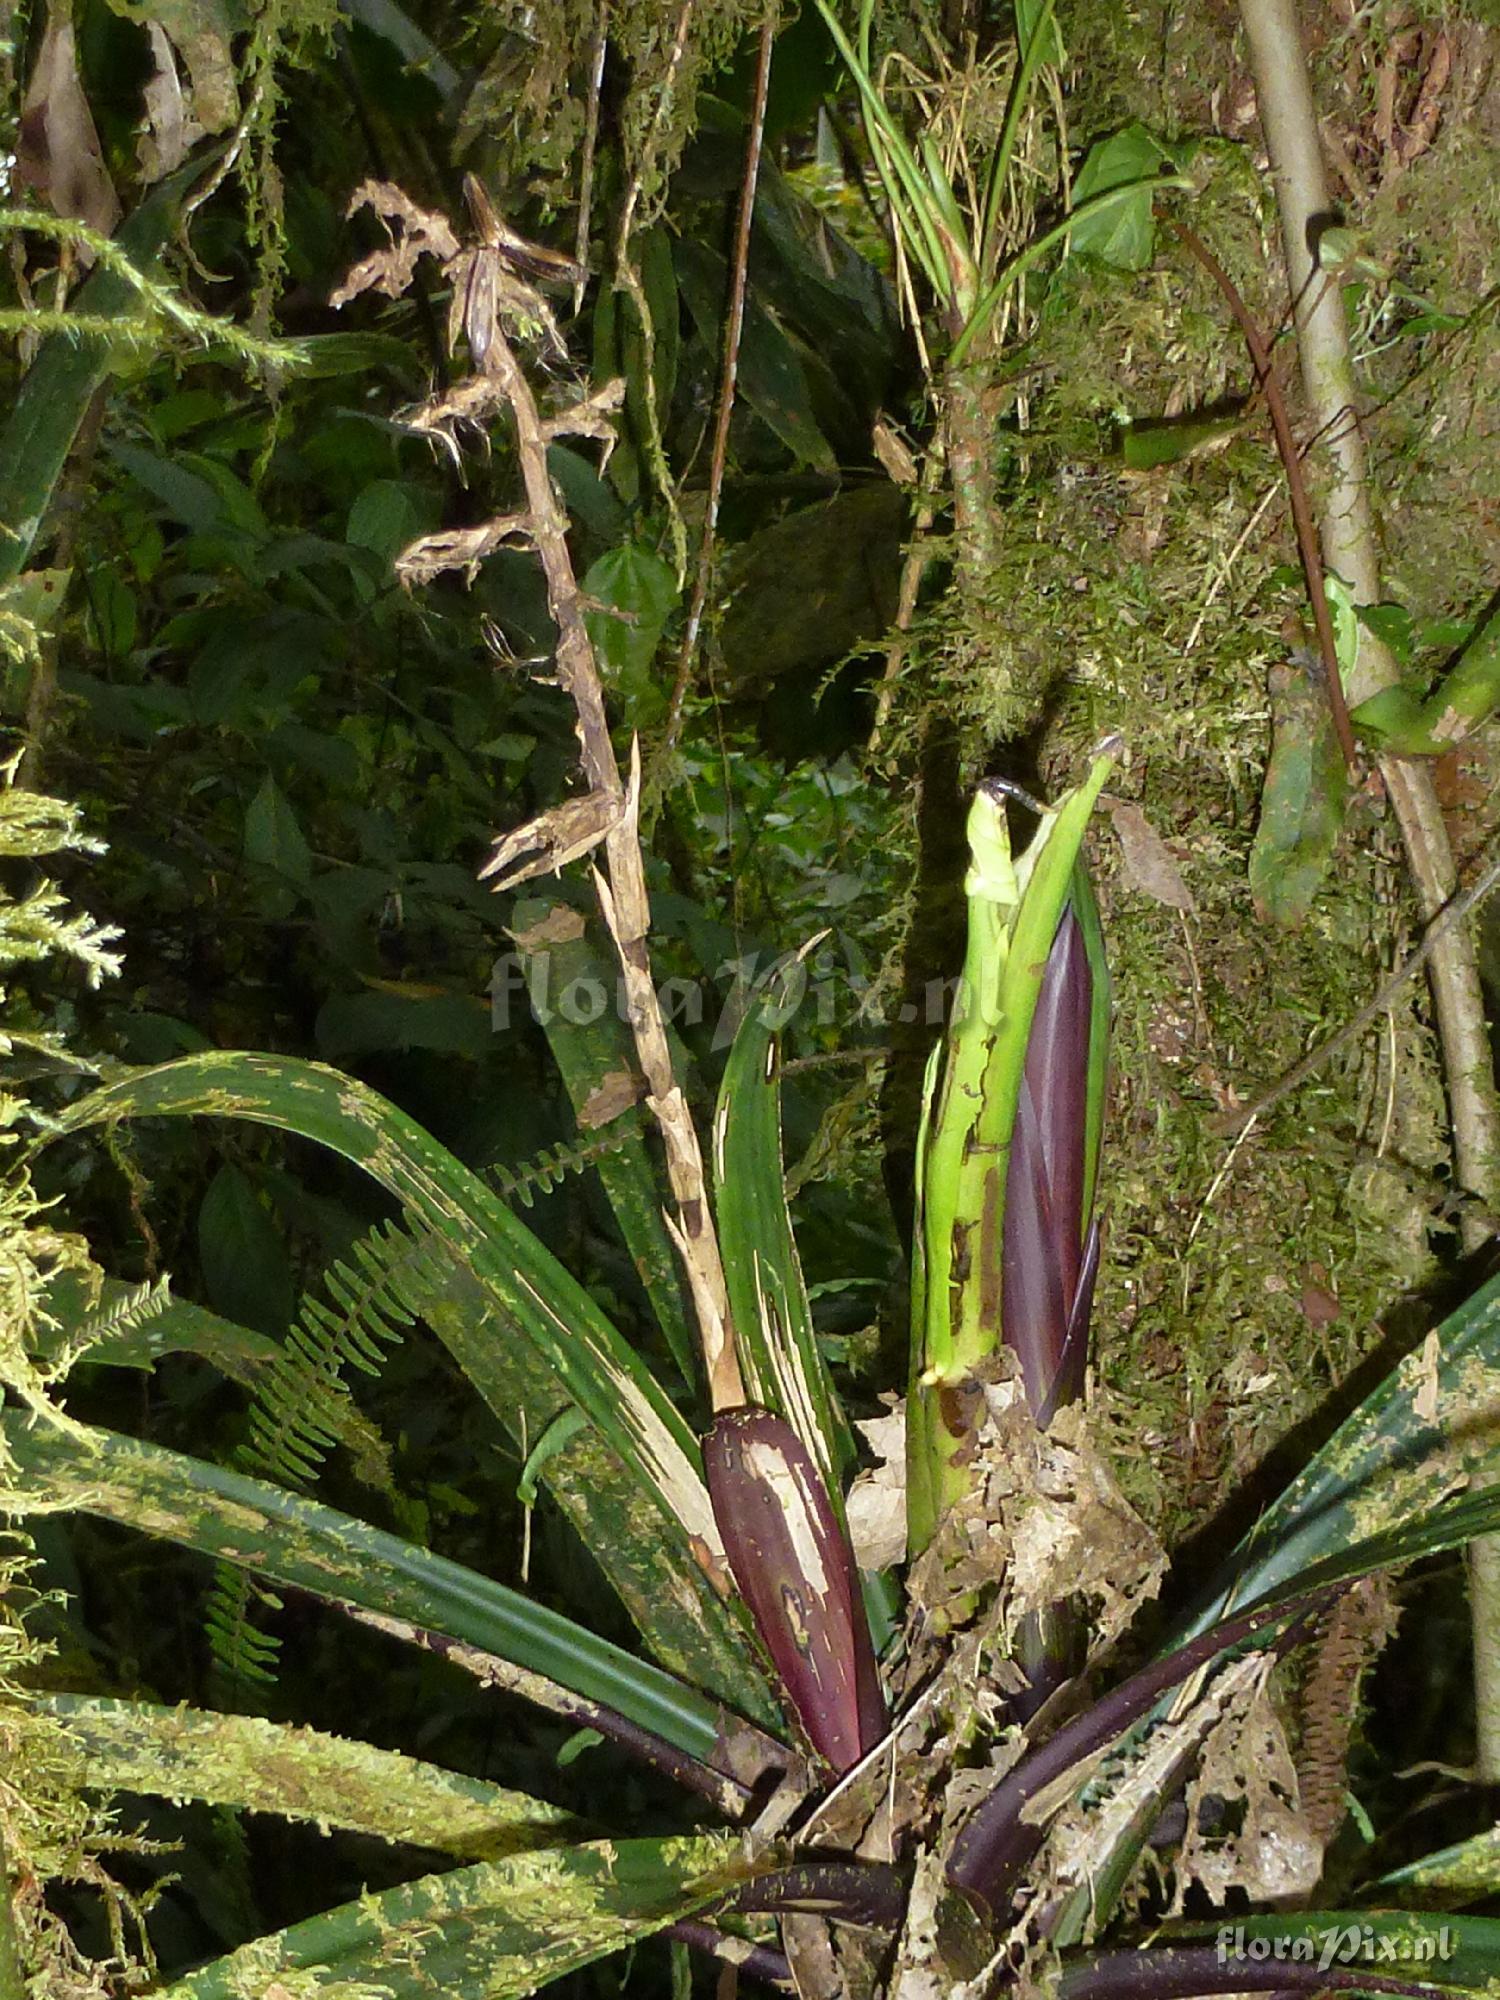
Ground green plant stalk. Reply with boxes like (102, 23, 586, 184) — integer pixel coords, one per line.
(944, 355, 1002, 584)
(907, 750, 1114, 1552)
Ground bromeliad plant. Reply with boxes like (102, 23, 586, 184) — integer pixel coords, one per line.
(11, 178, 1500, 2000)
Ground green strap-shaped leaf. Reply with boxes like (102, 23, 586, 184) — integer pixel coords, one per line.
(0, 1414, 746, 1774)
(1186, 1266, 1500, 1633)
(1378, 1828, 1500, 1903)
(1068, 1273, 1500, 1944)
(43, 1051, 781, 1724)
(149, 1834, 753, 2000)
(28, 1693, 577, 1859)
(509, 898, 698, 1392)
(0, 151, 217, 589)
(713, 952, 853, 1495)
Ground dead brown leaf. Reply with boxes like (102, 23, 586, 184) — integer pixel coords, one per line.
(330, 179, 460, 308)
(579, 1068, 643, 1130)
(395, 514, 532, 588)
(846, 1400, 907, 1572)
(479, 789, 625, 892)
(1106, 798, 1198, 915)
(17, 7, 119, 243)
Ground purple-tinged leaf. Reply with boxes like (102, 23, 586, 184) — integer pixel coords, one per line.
(1002, 903, 1097, 1424)
(1037, 1216, 1101, 1428)
(704, 1406, 885, 1774)
(1060, 1935, 1484, 2000)
(946, 1586, 1337, 1920)
(1002, 1073, 1070, 1415)
(1023, 905, 1092, 1296)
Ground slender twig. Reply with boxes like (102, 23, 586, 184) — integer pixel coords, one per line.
(1169, 219, 1357, 773)
(659, 1, 778, 765)
(1212, 839, 1500, 1138)
(869, 439, 945, 755)
(573, 9, 609, 316)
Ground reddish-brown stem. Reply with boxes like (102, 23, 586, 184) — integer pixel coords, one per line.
(1169, 219, 1358, 775)
(660, 2, 778, 761)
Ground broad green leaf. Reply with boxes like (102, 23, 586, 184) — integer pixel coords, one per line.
(244, 774, 312, 886)
(110, 442, 227, 534)
(0, 151, 212, 589)
(713, 953, 853, 1493)
(1068, 124, 1169, 269)
(1351, 601, 1500, 755)
(1120, 412, 1243, 469)
(34, 1272, 280, 1385)
(198, 1164, 296, 1335)
(44, 1052, 782, 1724)
(583, 543, 678, 699)
(0, 1416, 752, 1777)
(347, 478, 427, 564)
(150, 1834, 753, 2000)
(509, 898, 699, 1393)
(1249, 661, 1347, 928)
(29, 1694, 577, 1858)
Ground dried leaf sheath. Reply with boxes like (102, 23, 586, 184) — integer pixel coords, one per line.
(704, 1406, 885, 1774)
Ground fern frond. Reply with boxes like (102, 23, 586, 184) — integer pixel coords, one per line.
(205, 1566, 284, 1693)
(490, 1118, 645, 1209)
(205, 1219, 431, 1692)
(47, 1277, 172, 1378)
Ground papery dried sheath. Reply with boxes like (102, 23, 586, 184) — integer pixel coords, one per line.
(705, 1405, 885, 1773)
